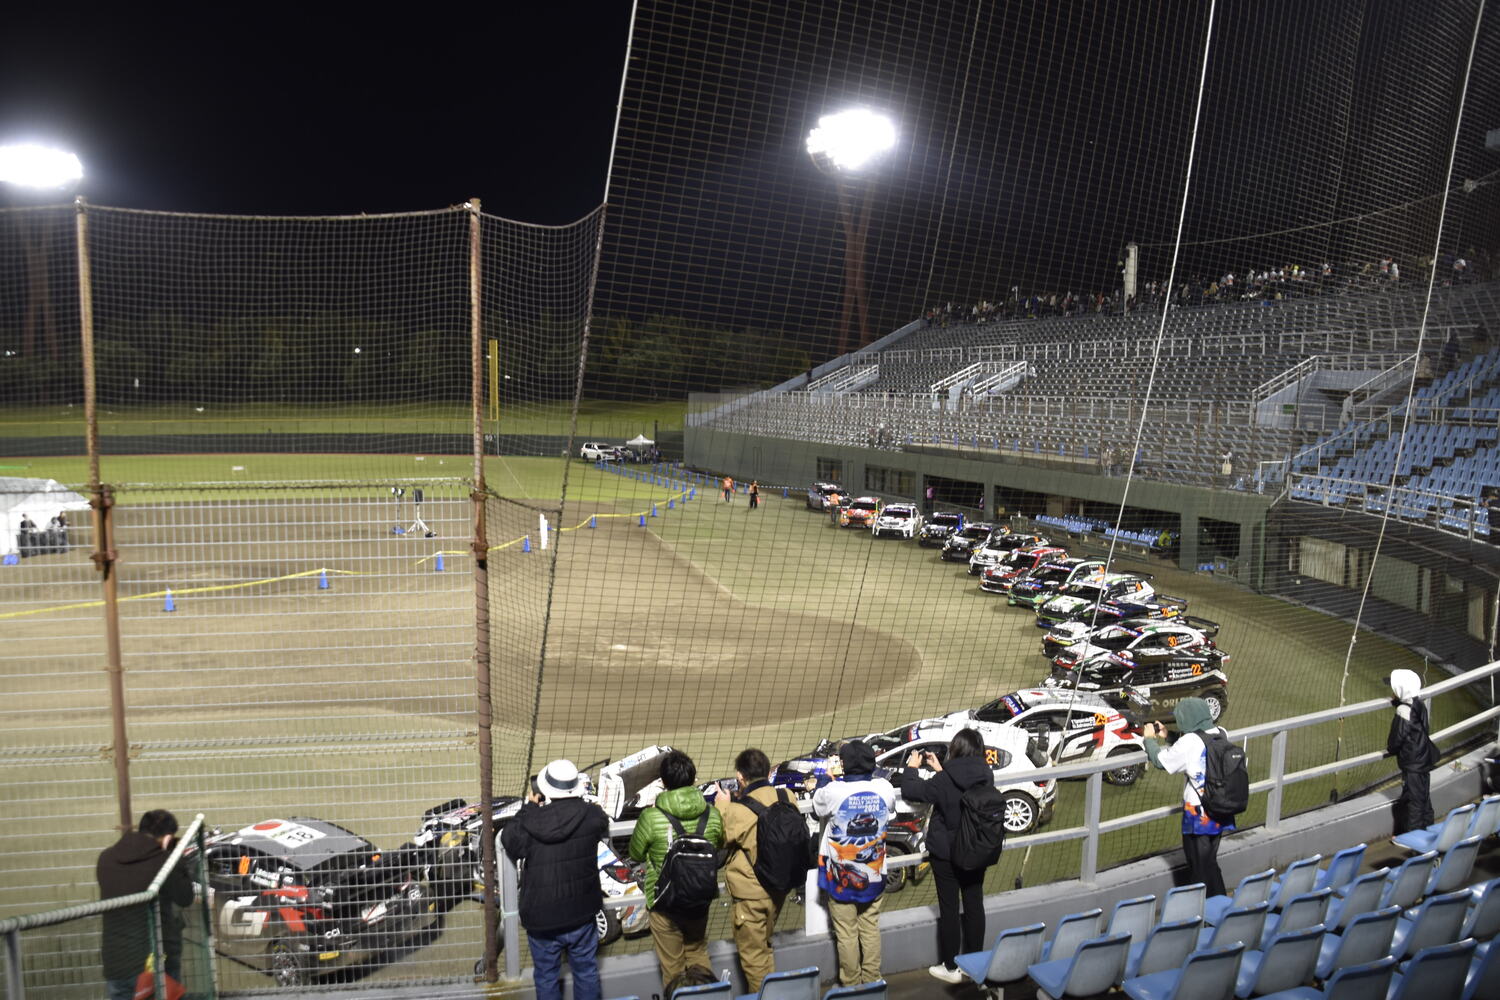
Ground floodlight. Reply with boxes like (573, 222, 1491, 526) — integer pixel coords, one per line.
(806, 109, 897, 173)
(0, 143, 84, 190)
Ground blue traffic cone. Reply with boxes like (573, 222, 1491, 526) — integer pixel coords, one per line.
(589, 515, 597, 528)
(638, 514, 646, 526)
(319, 570, 329, 590)
(434, 553, 444, 572)
(689, 488, 696, 500)
(782, 487, 788, 498)
(522, 536, 532, 553)
(651, 504, 658, 517)
(163, 589, 176, 612)
(667, 498, 674, 509)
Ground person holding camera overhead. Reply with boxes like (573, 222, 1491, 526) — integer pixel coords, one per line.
(500, 760, 609, 1000)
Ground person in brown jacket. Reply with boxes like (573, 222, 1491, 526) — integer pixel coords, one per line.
(713, 748, 787, 991)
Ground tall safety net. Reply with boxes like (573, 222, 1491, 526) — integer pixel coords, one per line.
(2, 0, 1500, 991)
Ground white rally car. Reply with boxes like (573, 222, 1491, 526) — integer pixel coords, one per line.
(772, 719, 1057, 834)
(944, 688, 1147, 786)
(873, 502, 924, 539)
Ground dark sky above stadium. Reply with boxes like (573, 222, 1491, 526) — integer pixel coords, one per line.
(0, 8, 633, 222)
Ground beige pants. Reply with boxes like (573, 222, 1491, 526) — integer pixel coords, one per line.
(730, 892, 786, 992)
(827, 895, 883, 986)
(648, 908, 709, 988)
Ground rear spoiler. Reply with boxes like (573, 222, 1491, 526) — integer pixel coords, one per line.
(1178, 615, 1221, 638)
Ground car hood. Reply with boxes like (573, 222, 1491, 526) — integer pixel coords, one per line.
(1044, 596, 1092, 613)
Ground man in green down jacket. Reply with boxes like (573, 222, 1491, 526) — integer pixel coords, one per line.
(628, 749, 725, 990)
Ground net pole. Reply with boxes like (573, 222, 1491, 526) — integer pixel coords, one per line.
(76, 196, 132, 832)
(467, 197, 499, 982)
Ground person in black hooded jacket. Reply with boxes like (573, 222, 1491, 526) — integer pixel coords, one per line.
(1385, 670, 1440, 834)
(500, 760, 609, 1000)
(899, 728, 996, 984)
(96, 809, 196, 1000)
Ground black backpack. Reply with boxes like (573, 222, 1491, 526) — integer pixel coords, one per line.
(742, 789, 816, 893)
(1200, 731, 1249, 822)
(950, 781, 1008, 870)
(652, 811, 719, 915)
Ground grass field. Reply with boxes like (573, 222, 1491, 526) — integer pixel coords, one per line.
(0, 454, 1475, 990)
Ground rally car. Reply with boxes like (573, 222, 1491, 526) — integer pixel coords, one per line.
(1043, 624, 1231, 725)
(1034, 574, 1187, 629)
(946, 688, 1148, 785)
(968, 532, 1050, 576)
(918, 510, 965, 547)
(873, 502, 923, 539)
(978, 547, 1067, 596)
(192, 818, 443, 986)
(1044, 617, 1223, 668)
(839, 496, 884, 528)
(1007, 558, 1108, 609)
(770, 720, 1057, 833)
(942, 522, 998, 562)
(807, 482, 846, 510)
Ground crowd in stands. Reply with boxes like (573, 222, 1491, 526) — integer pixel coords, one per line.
(924, 249, 1494, 327)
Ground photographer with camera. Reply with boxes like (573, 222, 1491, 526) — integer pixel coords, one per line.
(500, 760, 609, 1000)
(1142, 699, 1233, 897)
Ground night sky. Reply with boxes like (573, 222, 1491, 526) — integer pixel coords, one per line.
(0, 8, 632, 222)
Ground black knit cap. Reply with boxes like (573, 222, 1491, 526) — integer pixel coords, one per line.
(838, 739, 877, 775)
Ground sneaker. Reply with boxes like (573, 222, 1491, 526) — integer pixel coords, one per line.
(928, 964, 964, 984)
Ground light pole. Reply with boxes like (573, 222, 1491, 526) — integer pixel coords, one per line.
(807, 109, 896, 357)
(0, 143, 83, 362)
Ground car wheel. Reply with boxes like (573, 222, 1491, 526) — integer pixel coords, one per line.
(269, 941, 308, 987)
(1202, 689, 1228, 722)
(884, 865, 907, 893)
(1103, 748, 1146, 786)
(1001, 792, 1039, 833)
(595, 907, 622, 945)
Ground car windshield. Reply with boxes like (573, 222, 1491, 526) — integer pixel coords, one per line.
(1090, 627, 1138, 650)
(884, 508, 911, 519)
(1000, 551, 1030, 568)
(1063, 583, 1106, 601)
(977, 694, 1025, 721)
(1030, 565, 1072, 584)
(931, 513, 961, 527)
(864, 728, 910, 755)
(852, 500, 878, 511)
(958, 526, 990, 540)
(819, 485, 842, 495)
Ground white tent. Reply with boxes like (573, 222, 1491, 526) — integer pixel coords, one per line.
(0, 477, 90, 557)
(626, 434, 655, 447)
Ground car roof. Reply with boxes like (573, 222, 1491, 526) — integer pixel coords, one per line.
(852, 496, 880, 503)
(1004, 689, 1120, 713)
(212, 818, 374, 869)
(885, 718, 1035, 752)
(883, 503, 915, 511)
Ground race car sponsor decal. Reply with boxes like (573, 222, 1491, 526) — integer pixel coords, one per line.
(240, 820, 328, 849)
(1000, 694, 1025, 717)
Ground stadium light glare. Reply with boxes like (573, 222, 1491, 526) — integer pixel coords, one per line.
(0, 143, 83, 190)
(806, 109, 897, 173)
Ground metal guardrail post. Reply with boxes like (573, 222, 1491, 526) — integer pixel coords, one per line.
(150, 897, 166, 1000)
(5, 929, 23, 1000)
(196, 822, 218, 1000)
(1265, 731, 1288, 832)
(501, 848, 521, 981)
(1080, 772, 1102, 886)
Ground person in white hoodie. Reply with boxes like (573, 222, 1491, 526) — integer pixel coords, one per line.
(1385, 669, 1439, 834)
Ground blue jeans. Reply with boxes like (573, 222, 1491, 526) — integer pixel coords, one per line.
(528, 920, 600, 1000)
(105, 978, 136, 1000)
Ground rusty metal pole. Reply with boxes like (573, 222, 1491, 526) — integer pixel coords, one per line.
(467, 199, 499, 982)
(76, 197, 132, 832)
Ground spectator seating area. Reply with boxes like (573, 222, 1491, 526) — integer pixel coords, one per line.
(1033, 513, 1176, 553)
(703, 280, 1500, 492)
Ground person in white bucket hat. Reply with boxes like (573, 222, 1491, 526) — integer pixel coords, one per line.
(1384, 670, 1439, 834)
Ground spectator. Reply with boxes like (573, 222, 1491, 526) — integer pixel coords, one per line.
(810, 740, 896, 987)
(1220, 451, 1234, 487)
(722, 475, 734, 503)
(17, 513, 36, 557)
(1385, 669, 1439, 834)
(96, 809, 195, 1000)
(500, 760, 609, 1000)
(628, 749, 724, 990)
(1441, 331, 1460, 374)
(748, 481, 760, 510)
(924, 483, 935, 513)
(1142, 699, 1232, 897)
(898, 728, 998, 984)
(714, 748, 788, 992)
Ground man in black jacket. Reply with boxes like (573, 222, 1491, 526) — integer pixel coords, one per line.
(899, 728, 997, 984)
(500, 759, 609, 1000)
(96, 809, 196, 1000)
(1386, 670, 1440, 834)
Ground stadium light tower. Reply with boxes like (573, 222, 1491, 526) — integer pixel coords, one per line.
(807, 109, 896, 356)
(0, 143, 84, 365)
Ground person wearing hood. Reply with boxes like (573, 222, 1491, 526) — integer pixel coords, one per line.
(810, 739, 896, 987)
(1143, 698, 1232, 897)
(501, 759, 609, 1000)
(1385, 669, 1440, 834)
(96, 809, 195, 1000)
(628, 749, 724, 989)
(899, 727, 996, 984)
